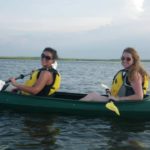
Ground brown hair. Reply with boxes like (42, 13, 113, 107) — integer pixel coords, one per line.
(122, 47, 149, 81)
(43, 47, 58, 60)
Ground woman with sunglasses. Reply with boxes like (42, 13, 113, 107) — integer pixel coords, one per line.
(81, 47, 149, 101)
(10, 47, 61, 96)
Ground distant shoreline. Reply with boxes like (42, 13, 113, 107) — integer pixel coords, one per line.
(0, 57, 150, 62)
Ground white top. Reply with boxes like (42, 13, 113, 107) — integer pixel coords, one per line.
(0, 80, 6, 91)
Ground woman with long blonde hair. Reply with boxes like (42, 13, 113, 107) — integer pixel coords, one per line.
(81, 47, 149, 101)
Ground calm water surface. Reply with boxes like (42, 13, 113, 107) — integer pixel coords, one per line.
(0, 59, 150, 150)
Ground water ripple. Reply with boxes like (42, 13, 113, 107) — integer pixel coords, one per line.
(0, 59, 150, 150)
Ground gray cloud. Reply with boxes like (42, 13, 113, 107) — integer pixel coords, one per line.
(0, 0, 150, 59)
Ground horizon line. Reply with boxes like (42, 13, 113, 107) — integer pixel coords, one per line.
(0, 56, 150, 62)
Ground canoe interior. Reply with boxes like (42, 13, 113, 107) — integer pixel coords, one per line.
(48, 92, 150, 101)
(50, 92, 87, 100)
(0, 91, 149, 101)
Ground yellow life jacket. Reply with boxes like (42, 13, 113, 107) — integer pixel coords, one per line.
(21, 68, 61, 96)
(111, 69, 149, 97)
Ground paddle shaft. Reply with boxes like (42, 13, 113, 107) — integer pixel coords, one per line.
(5, 73, 31, 84)
(1, 73, 32, 91)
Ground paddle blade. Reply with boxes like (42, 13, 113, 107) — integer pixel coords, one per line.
(100, 83, 109, 89)
(0, 80, 6, 91)
(105, 101, 120, 116)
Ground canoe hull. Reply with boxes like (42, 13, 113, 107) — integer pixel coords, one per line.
(0, 91, 150, 120)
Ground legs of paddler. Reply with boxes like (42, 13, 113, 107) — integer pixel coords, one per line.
(80, 92, 108, 102)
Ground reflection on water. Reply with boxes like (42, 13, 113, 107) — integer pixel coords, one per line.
(107, 119, 150, 150)
(17, 115, 60, 150)
(0, 112, 60, 150)
(0, 112, 150, 150)
(0, 59, 150, 150)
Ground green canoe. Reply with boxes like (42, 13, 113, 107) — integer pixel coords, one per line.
(0, 91, 150, 120)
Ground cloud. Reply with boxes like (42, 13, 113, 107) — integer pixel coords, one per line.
(0, 0, 146, 33)
(0, 17, 112, 33)
(132, 0, 144, 12)
(0, 0, 149, 59)
(125, 0, 145, 19)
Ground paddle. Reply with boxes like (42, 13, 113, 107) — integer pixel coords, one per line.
(101, 83, 120, 116)
(0, 72, 32, 91)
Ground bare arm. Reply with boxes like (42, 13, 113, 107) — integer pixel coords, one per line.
(11, 71, 53, 95)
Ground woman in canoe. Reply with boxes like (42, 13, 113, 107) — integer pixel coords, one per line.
(10, 47, 61, 96)
(81, 47, 149, 101)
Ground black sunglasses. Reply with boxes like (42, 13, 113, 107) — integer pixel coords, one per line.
(41, 53, 53, 61)
(121, 56, 132, 62)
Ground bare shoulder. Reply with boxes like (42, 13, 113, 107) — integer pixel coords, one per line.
(39, 70, 52, 78)
(132, 72, 142, 82)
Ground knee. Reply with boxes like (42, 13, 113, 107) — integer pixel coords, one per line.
(87, 92, 100, 100)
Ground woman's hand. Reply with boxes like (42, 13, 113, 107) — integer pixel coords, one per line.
(11, 88, 19, 93)
(10, 78, 18, 87)
(106, 88, 111, 95)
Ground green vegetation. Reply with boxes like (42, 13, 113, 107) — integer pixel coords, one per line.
(0, 56, 150, 62)
(0, 56, 39, 60)
(0, 57, 120, 61)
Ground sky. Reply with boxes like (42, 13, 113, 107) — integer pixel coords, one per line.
(0, 0, 150, 59)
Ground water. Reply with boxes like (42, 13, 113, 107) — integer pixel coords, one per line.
(0, 59, 150, 150)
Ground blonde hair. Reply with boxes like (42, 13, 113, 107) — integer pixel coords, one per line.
(122, 47, 149, 81)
